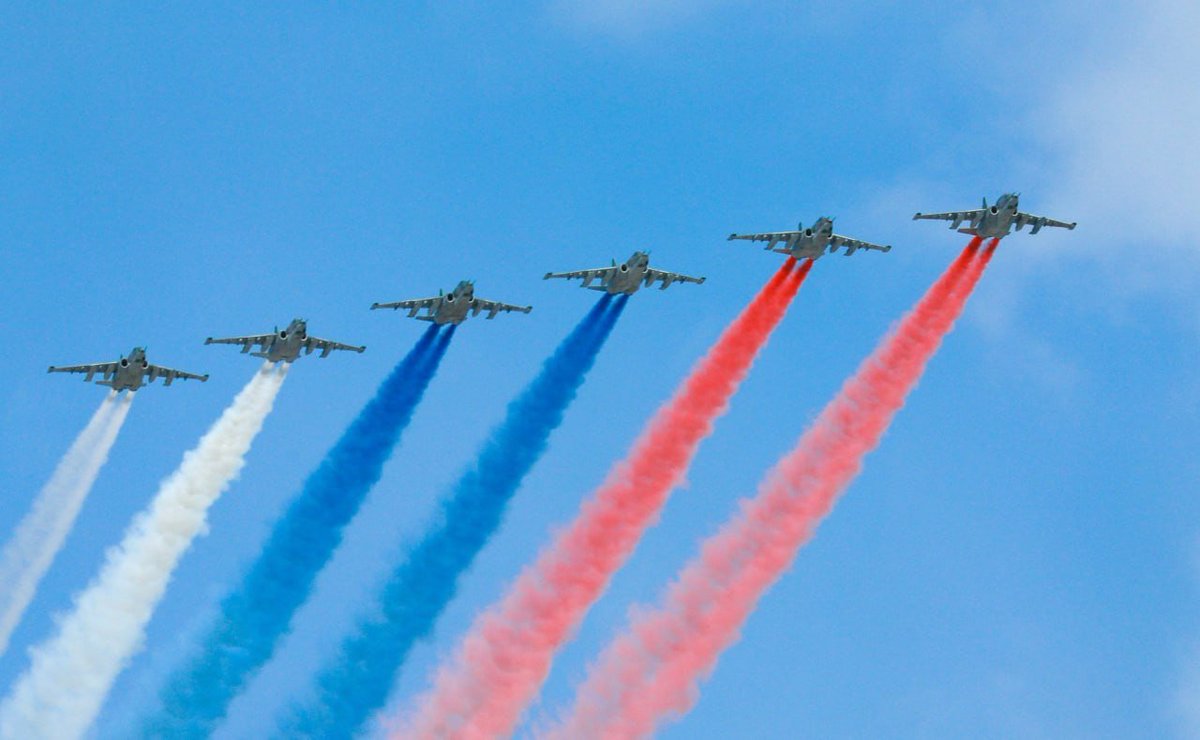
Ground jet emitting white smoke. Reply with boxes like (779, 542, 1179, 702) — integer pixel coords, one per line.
(0, 362, 287, 740)
(0, 391, 134, 658)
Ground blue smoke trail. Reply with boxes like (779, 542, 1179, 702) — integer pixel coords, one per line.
(279, 295, 627, 739)
(142, 324, 453, 738)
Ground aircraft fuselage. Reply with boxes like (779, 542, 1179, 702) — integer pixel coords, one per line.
(255, 320, 309, 363)
(424, 283, 477, 325)
(103, 348, 151, 391)
(592, 252, 652, 295)
(785, 219, 837, 260)
(958, 194, 1021, 239)
(600, 263, 647, 294)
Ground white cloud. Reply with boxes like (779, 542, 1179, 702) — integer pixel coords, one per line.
(1033, 0, 1200, 285)
(891, 0, 1200, 355)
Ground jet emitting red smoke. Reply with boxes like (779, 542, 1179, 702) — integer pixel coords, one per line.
(551, 238, 996, 739)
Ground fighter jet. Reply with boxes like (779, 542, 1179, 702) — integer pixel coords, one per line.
(544, 251, 705, 295)
(913, 193, 1076, 238)
(48, 347, 208, 391)
(728, 217, 891, 259)
(205, 318, 365, 363)
(370, 280, 532, 325)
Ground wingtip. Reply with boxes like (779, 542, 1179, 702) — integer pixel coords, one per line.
(543, 273, 552, 280)
(204, 337, 213, 344)
(912, 213, 921, 220)
(884, 245, 892, 252)
(47, 366, 55, 373)
(202, 374, 210, 382)
(1070, 222, 1078, 229)
(370, 303, 380, 310)
(727, 233, 737, 240)
(698, 277, 707, 283)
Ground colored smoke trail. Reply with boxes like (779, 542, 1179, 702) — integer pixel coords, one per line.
(143, 326, 452, 738)
(0, 362, 287, 740)
(279, 295, 626, 740)
(553, 238, 994, 740)
(404, 258, 810, 739)
(0, 391, 133, 657)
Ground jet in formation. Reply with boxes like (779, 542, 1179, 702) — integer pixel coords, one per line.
(544, 251, 705, 295)
(913, 193, 1076, 238)
(48, 347, 208, 391)
(728, 217, 891, 259)
(371, 280, 532, 325)
(205, 318, 365, 363)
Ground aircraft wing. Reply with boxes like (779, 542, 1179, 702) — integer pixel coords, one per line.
(47, 361, 118, 380)
(829, 234, 892, 256)
(470, 297, 532, 320)
(1014, 211, 1077, 234)
(543, 266, 617, 288)
(644, 267, 706, 290)
(912, 209, 986, 229)
(205, 333, 273, 354)
(728, 231, 802, 254)
(148, 364, 209, 386)
(370, 296, 438, 314)
(304, 336, 366, 358)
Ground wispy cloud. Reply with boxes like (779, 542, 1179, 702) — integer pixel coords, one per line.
(879, 0, 1200, 369)
(1034, 0, 1200, 276)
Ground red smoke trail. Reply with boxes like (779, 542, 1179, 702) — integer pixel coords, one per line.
(552, 238, 994, 739)
(400, 257, 812, 739)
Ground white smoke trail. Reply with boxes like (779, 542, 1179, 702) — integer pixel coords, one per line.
(0, 391, 134, 657)
(0, 362, 287, 740)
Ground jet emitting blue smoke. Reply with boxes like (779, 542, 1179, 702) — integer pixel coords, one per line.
(142, 324, 453, 738)
(279, 295, 627, 739)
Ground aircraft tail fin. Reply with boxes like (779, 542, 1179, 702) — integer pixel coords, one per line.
(957, 227, 979, 236)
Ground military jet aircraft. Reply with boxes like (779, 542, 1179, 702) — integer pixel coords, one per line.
(48, 347, 208, 391)
(205, 318, 365, 363)
(544, 251, 705, 295)
(728, 217, 891, 259)
(371, 280, 532, 325)
(913, 193, 1076, 238)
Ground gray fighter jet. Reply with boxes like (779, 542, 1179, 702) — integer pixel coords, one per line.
(728, 217, 891, 259)
(544, 251, 705, 295)
(205, 318, 365, 363)
(913, 193, 1076, 238)
(371, 280, 532, 325)
(48, 347, 208, 391)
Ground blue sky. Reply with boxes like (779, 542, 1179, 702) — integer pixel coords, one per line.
(1, 2, 1196, 737)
